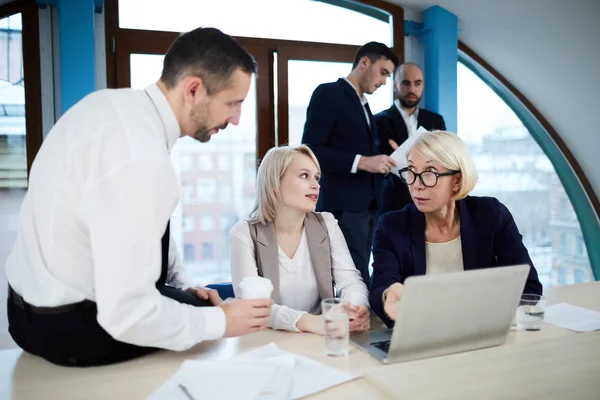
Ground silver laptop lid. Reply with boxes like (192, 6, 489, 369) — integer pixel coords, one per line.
(387, 264, 530, 363)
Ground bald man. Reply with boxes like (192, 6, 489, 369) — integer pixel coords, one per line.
(375, 63, 446, 214)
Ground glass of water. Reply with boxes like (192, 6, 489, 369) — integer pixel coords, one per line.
(321, 298, 350, 357)
(516, 294, 546, 331)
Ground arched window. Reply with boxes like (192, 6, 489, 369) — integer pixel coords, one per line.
(457, 58, 597, 288)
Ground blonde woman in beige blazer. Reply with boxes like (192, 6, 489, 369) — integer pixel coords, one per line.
(229, 145, 370, 334)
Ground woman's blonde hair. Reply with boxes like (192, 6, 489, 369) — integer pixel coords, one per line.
(247, 144, 321, 224)
(408, 130, 478, 200)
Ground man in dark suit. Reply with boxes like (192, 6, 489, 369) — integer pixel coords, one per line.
(301, 42, 399, 287)
(375, 63, 446, 214)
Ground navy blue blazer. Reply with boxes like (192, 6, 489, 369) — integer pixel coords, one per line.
(369, 196, 543, 327)
(301, 78, 382, 212)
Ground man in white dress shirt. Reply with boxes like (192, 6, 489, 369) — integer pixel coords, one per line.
(5, 27, 272, 367)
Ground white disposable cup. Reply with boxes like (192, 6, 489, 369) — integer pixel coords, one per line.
(238, 276, 273, 299)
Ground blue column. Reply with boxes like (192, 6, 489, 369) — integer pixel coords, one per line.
(37, 0, 98, 114)
(423, 6, 458, 133)
(57, 0, 97, 114)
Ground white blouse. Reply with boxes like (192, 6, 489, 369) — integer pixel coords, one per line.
(425, 236, 464, 274)
(229, 212, 369, 332)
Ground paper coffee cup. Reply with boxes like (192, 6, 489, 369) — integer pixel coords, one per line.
(238, 276, 273, 299)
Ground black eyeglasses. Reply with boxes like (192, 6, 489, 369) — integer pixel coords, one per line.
(399, 167, 460, 188)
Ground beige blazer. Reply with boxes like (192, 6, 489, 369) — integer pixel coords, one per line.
(247, 212, 334, 304)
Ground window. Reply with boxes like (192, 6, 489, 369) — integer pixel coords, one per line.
(557, 266, 568, 285)
(196, 179, 216, 203)
(244, 152, 257, 183)
(202, 242, 214, 260)
(182, 183, 194, 204)
(559, 233, 568, 253)
(199, 214, 214, 232)
(220, 214, 234, 230)
(0, 13, 28, 350)
(183, 243, 195, 261)
(197, 154, 212, 171)
(217, 154, 230, 171)
(576, 236, 584, 256)
(122, 0, 397, 287)
(574, 269, 586, 284)
(559, 198, 568, 218)
(219, 184, 232, 202)
(457, 61, 593, 289)
(179, 155, 192, 171)
(118, 0, 391, 47)
(182, 215, 195, 233)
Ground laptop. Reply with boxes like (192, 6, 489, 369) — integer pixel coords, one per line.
(351, 264, 530, 364)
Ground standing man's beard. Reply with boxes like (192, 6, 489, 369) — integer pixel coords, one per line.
(399, 93, 421, 109)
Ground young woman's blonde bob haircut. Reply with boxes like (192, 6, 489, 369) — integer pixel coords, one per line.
(408, 130, 478, 200)
(247, 144, 321, 224)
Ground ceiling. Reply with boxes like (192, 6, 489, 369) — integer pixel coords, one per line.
(388, 0, 600, 198)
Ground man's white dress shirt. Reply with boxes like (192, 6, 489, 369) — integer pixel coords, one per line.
(5, 84, 226, 350)
(394, 99, 419, 138)
(229, 212, 369, 332)
(342, 78, 370, 174)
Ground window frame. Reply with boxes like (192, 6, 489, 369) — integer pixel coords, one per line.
(0, 0, 43, 177)
(459, 42, 600, 280)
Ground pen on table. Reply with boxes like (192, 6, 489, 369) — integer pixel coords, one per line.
(178, 383, 197, 400)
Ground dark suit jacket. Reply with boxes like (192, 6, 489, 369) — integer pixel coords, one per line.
(301, 78, 381, 212)
(375, 105, 446, 214)
(369, 196, 543, 327)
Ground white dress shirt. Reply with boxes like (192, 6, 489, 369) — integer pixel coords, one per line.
(229, 212, 369, 332)
(342, 78, 370, 174)
(394, 99, 419, 138)
(5, 84, 226, 350)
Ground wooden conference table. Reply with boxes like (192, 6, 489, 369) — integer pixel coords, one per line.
(0, 281, 599, 399)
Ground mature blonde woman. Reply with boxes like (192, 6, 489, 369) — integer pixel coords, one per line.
(230, 145, 370, 334)
(370, 131, 542, 327)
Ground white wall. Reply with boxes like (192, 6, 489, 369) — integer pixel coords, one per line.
(392, 0, 600, 200)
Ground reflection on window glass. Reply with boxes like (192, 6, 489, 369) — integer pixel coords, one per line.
(119, 0, 391, 47)
(457, 62, 592, 289)
(0, 13, 25, 349)
(287, 60, 393, 146)
(130, 53, 256, 286)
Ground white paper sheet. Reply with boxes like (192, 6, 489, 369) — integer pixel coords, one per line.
(145, 359, 276, 400)
(237, 343, 359, 399)
(236, 354, 296, 400)
(389, 126, 429, 177)
(145, 343, 358, 400)
(544, 303, 600, 332)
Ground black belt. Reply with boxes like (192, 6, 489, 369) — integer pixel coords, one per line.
(8, 286, 92, 314)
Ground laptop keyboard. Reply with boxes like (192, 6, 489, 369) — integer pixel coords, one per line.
(372, 340, 391, 354)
